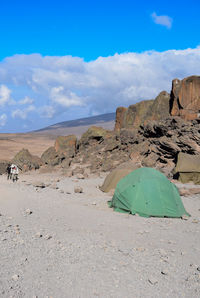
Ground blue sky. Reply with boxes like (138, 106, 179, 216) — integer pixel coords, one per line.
(0, 0, 200, 132)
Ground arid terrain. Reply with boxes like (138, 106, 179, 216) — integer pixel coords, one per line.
(0, 114, 115, 160)
(0, 171, 200, 297)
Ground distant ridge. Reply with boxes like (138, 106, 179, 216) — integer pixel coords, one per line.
(32, 112, 116, 136)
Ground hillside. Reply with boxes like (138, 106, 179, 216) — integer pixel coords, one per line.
(0, 113, 115, 160)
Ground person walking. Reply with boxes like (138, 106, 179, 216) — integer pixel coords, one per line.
(10, 164, 19, 182)
(6, 164, 11, 180)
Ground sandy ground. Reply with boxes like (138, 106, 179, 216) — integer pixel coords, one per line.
(0, 134, 55, 160)
(0, 171, 200, 298)
(0, 120, 114, 160)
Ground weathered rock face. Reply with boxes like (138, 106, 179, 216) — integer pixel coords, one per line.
(144, 91, 170, 122)
(54, 135, 77, 158)
(41, 147, 65, 166)
(12, 149, 43, 171)
(79, 126, 112, 147)
(114, 107, 128, 131)
(170, 76, 200, 120)
(114, 91, 170, 131)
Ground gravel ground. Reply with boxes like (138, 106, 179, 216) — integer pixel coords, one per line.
(0, 172, 200, 298)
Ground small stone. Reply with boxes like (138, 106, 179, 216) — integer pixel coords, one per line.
(35, 232, 42, 238)
(12, 274, 19, 281)
(25, 209, 32, 215)
(192, 219, 199, 223)
(33, 182, 46, 188)
(197, 267, 200, 272)
(76, 174, 85, 179)
(74, 186, 83, 193)
(44, 234, 52, 240)
(161, 270, 168, 275)
(59, 190, 64, 194)
(148, 277, 158, 285)
(136, 247, 145, 252)
(181, 215, 190, 220)
(91, 202, 96, 205)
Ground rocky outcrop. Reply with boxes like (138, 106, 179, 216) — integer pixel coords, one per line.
(55, 135, 77, 158)
(12, 149, 43, 171)
(170, 76, 200, 120)
(114, 107, 128, 131)
(114, 91, 170, 131)
(41, 147, 65, 166)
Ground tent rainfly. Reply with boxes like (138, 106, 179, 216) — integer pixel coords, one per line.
(109, 167, 190, 218)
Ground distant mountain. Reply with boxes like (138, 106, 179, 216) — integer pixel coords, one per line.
(32, 112, 116, 137)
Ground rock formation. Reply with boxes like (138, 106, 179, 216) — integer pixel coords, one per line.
(114, 91, 170, 131)
(170, 75, 200, 120)
(12, 148, 43, 171)
(115, 75, 200, 130)
(15, 74, 200, 181)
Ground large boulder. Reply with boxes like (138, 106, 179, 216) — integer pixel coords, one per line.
(79, 126, 112, 146)
(170, 76, 200, 120)
(41, 147, 65, 166)
(174, 152, 200, 184)
(54, 135, 77, 158)
(12, 149, 43, 171)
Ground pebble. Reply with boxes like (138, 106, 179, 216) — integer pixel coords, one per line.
(148, 277, 158, 285)
(35, 232, 42, 238)
(197, 267, 200, 272)
(44, 234, 52, 240)
(74, 186, 83, 193)
(161, 270, 169, 275)
(192, 219, 199, 223)
(25, 209, 32, 215)
(12, 274, 19, 281)
(181, 215, 190, 220)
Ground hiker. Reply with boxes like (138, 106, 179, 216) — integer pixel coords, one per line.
(6, 164, 11, 180)
(10, 164, 19, 182)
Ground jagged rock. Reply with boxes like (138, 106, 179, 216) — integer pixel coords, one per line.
(41, 147, 64, 166)
(114, 91, 170, 131)
(114, 107, 128, 131)
(170, 76, 200, 120)
(12, 149, 42, 171)
(79, 126, 112, 146)
(54, 135, 77, 158)
(144, 91, 170, 122)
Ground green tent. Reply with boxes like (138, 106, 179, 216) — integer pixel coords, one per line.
(109, 167, 190, 218)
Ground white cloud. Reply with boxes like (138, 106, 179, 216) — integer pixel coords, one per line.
(50, 86, 84, 108)
(0, 85, 12, 106)
(0, 47, 200, 131)
(39, 105, 56, 118)
(19, 96, 34, 105)
(12, 105, 36, 119)
(151, 12, 173, 29)
(0, 113, 7, 126)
